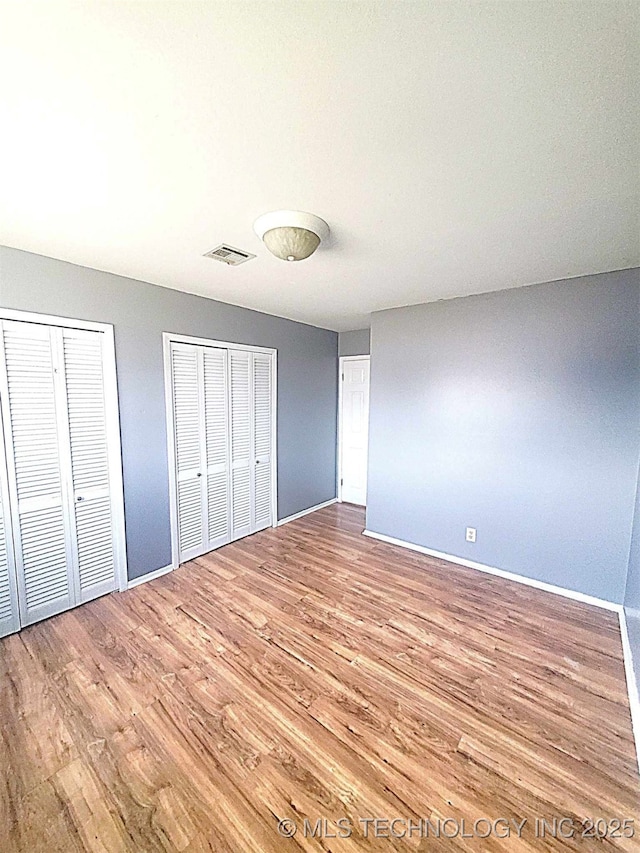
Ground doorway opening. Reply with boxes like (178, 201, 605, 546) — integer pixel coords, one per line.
(338, 356, 370, 506)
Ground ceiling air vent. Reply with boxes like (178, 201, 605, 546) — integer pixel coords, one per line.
(204, 244, 256, 266)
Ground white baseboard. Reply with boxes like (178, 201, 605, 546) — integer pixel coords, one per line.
(362, 529, 621, 613)
(619, 610, 640, 773)
(277, 498, 337, 526)
(126, 563, 174, 589)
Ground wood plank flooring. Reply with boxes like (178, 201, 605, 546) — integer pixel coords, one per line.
(1, 503, 638, 851)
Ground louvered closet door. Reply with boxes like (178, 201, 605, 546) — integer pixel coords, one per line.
(252, 353, 273, 532)
(62, 328, 117, 603)
(203, 347, 230, 549)
(0, 413, 19, 638)
(0, 321, 76, 624)
(171, 343, 207, 561)
(229, 349, 252, 539)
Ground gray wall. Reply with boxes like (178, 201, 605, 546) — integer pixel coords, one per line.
(366, 269, 640, 604)
(0, 247, 338, 580)
(624, 467, 640, 685)
(338, 328, 370, 356)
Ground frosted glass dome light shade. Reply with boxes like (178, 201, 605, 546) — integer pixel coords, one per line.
(254, 211, 330, 262)
(262, 226, 320, 261)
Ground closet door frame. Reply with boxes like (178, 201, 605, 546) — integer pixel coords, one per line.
(0, 309, 129, 594)
(163, 332, 278, 571)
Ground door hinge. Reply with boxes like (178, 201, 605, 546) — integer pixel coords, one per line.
(341, 373, 344, 381)
(340, 478, 343, 486)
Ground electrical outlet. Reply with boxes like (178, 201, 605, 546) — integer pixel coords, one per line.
(465, 527, 477, 543)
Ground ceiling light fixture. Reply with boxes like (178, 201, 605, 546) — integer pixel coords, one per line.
(253, 210, 330, 262)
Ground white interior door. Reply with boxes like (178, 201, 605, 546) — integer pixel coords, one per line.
(229, 349, 252, 540)
(203, 346, 230, 549)
(0, 319, 120, 628)
(171, 343, 207, 561)
(0, 321, 76, 625)
(168, 337, 276, 563)
(62, 328, 118, 604)
(339, 357, 370, 506)
(252, 352, 273, 532)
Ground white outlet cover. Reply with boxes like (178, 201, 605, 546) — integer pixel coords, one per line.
(466, 527, 477, 543)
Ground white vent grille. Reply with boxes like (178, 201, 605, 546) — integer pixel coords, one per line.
(204, 245, 256, 266)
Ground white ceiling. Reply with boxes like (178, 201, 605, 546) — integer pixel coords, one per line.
(0, 1, 638, 331)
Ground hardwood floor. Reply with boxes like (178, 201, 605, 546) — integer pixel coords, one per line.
(0, 504, 638, 852)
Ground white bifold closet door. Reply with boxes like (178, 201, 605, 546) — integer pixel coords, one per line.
(0, 319, 120, 631)
(172, 343, 231, 562)
(170, 341, 274, 564)
(252, 353, 274, 532)
(229, 349, 251, 540)
(0, 415, 19, 638)
(228, 349, 274, 539)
